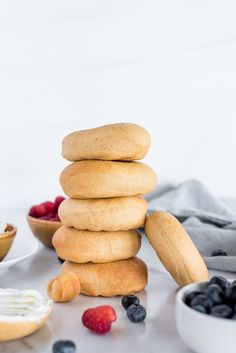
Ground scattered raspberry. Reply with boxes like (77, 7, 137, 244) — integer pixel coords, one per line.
(54, 196, 65, 213)
(82, 305, 117, 334)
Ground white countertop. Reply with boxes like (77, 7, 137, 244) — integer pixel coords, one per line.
(0, 210, 235, 353)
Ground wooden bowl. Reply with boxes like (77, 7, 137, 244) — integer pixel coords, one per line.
(27, 216, 62, 249)
(0, 224, 17, 261)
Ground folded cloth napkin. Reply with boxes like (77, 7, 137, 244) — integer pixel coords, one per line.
(148, 180, 236, 272)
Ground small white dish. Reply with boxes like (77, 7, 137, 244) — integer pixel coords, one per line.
(176, 280, 236, 353)
(0, 229, 39, 270)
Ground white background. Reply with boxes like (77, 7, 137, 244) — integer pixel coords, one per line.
(1, 0, 236, 210)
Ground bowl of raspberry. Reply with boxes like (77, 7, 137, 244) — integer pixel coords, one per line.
(27, 196, 65, 249)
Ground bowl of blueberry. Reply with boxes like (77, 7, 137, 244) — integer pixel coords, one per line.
(27, 196, 65, 249)
(176, 276, 236, 353)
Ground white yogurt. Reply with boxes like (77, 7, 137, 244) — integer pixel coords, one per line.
(0, 288, 52, 322)
(0, 222, 7, 235)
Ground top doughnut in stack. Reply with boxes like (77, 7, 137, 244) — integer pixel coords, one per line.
(53, 123, 157, 297)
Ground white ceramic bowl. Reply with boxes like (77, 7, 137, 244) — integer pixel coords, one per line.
(176, 280, 236, 353)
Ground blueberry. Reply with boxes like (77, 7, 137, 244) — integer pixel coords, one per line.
(190, 294, 213, 311)
(211, 249, 228, 257)
(225, 285, 236, 304)
(52, 340, 76, 353)
(126, 304, 146, 323)
(204, 284, 224, 305)
(185, 291, 202, 307)
(121, 295, 140, 310)
(209, 276, 230, 290)
(58, 257, 65, 264)
(192, 305, 207, 314)
(210, 305, 233, 318)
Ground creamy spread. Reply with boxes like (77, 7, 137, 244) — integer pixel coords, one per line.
(0, 222, 7, 235)
(0, 289, 52, 322)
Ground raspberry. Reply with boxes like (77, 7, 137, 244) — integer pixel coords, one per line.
(40, 215, 51, 220)
(44, 212, 57, 219)
(82, 305, 116, 334)
(50, 215, 60, 222)
(54, 196, 65, 213)
(42, 201, 54, 214)
(29, 204, 47, 218)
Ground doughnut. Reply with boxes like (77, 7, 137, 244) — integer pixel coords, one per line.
(58, 196, 148, 231)
(62, 123, 150, 161)
(61, 257, 148, 297)
(59, 160, 157, 199)
(145, 211, 208, 287)
(53, 226, 141, 263)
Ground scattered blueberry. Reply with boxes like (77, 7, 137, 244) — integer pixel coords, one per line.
(192, 305, 207, 314)
(225, 285, 236, 304)
(126, 304, 146, 323)
(210, 305, 233, 318)
(190, 294, 213, 311)
(121, 295, 140, 310)
(204, 284, 223, 305)
(185, 291, 202, 306)
(58, 256, 65, 264)
(211, 249, 228, 257)
(209, 276, 230, 290)
(52, 340, 76, 353)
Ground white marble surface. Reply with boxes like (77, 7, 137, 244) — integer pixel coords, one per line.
(0, 209, 235, 353)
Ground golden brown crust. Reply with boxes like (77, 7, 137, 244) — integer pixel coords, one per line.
(0, 308, 52, 341)
(145, 211, 208, 287)
(53, 226, 141, 263)
(59, 160, 156, 199)
(62, 123, 151, 161)
(47, 272, 80, 302)
(58, 196, 147, 231)
(61, 257, 148, 297)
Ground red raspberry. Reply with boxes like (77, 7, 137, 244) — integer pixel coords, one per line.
(82, 305, 117, 334)
(29, 204, 47, 218)
(45, 212, 57, 218)
(50, 215, 60, 222)
(42, 201, 54, 214)
(54, 196, 65, 213)
(40, 215, 51, 220)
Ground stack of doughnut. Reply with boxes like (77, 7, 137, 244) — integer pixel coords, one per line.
(53, 123, 157, 297)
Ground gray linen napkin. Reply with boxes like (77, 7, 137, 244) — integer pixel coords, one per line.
(148, 180, 236, 272)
